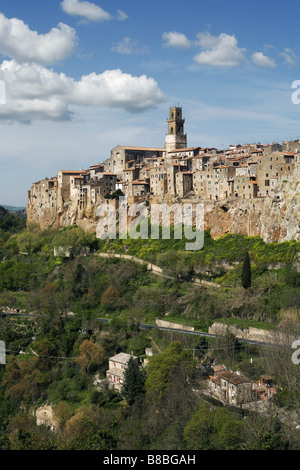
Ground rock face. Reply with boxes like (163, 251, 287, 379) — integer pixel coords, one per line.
(205, 178, 300, 243)
(27, 178, 300, 243)
(36, 405, 58, 432)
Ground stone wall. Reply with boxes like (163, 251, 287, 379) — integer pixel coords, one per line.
(156, 319, 195, 332)
(208, 322, 288, 344)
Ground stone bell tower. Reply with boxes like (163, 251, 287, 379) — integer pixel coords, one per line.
(165, 106, 187, 151)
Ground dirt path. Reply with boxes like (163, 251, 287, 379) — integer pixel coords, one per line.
(96, 252, 222, 288)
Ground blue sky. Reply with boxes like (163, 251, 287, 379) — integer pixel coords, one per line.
(1, 0, 300, 205)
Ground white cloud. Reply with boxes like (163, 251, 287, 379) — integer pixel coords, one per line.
(61, 0, 111, 22)
(280, 48, 298, 67)
(0, 13, 77, 65)
(194, 32, 245, 67)
(162, 32, 191, 49)
(0, 60, 166, 122)
(252, 51, 276, 68)
(117, 10, 128, 22)
(111, 37, 149, 55)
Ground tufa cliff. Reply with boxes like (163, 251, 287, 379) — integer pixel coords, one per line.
(27, 177, 300, 244)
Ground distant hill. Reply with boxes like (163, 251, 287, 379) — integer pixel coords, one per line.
(0, 206, 26, 235)
(2, 205, 26, 212)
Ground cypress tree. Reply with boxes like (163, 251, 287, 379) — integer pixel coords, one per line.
(122, 356, 145, 406)
(241, 251, 251, 289)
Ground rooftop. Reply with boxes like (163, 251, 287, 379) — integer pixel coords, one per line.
(109, 353, 137, 364)
(216, 370, 252, 385)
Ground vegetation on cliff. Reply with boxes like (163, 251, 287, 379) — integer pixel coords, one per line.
(0, 222, 299, 450)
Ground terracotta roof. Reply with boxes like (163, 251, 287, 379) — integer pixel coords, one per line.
(167, 147, 200, 153)
(211, 376, 221, 386)
(60, 170, 86, 175)
(131, 180, 149, 185)
(217, 371, 252, 385)
(120, 146, 165, 152)
(214, 364, 227, 373)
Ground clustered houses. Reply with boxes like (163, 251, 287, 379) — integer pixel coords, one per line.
(27, 106, 300, 213)
(208, 364, 276, 407)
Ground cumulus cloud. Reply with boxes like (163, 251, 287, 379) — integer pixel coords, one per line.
(193, 32, 245, 67)
(61, 0, 112, 22)
(111, 37, 149, 55)
(162, 32, 191, 49)
(0, 13, 77, 65)
(0, 60, 166, 122)
(252, 51, 276, 68)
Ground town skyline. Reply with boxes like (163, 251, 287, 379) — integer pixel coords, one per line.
(1, 0, 300, 205)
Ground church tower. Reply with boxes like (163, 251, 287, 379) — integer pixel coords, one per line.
(165, 106, 187, 151)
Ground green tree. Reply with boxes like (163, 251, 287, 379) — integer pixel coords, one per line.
(241, 251, 251, 289)
(15, 230, 41, 254)
(145, 341, 196, 403)
(122, 356, 145, 406)
(183, 404, 214, 450)
(211, 407, 244, 450)
(101, 285, 120, 309)
(184, 404, 244, 450)
(76, 339, 105, 373)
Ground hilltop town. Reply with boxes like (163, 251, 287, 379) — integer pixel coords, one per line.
(27, 107, 300, 242)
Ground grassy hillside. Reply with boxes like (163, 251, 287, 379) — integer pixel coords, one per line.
(0, 224, 299, 450)
(0, 224, 299, 327)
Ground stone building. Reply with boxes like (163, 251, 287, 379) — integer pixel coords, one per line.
(232, 175, 258, 200)
(210, 369, 254, 406)
(27, 106, 300, 231)
(164, 106, 187, 152)
(106, 353, 138, 392)
(27, 177, 58, 210)
(111, 145, 165, 176)
(128, 179, 150, 197)
(90, 173, 117, 203)
(256, 151, 295, 197)
(175, 171, 193, 197)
